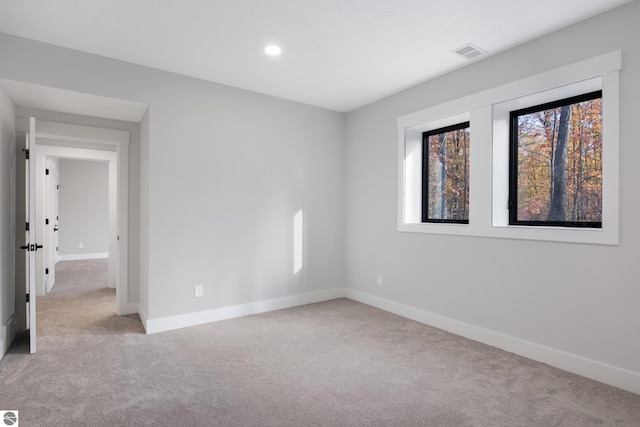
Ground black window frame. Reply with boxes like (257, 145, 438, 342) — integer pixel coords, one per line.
(508, 90, 603, 228)
(422, 121, 470, 224)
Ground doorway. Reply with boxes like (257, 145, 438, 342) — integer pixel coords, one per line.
(40, 157, 111, 292)
(16, 118, 130, 352)
(35, 129, 126, 311)
(36, 153, 114, 293)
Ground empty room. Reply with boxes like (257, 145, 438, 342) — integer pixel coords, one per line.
(0, 1, 639, 425)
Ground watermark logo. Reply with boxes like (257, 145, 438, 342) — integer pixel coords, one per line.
(1, 411, 18, 426)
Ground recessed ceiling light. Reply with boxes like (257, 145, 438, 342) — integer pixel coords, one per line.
(264, 45, 282, 56)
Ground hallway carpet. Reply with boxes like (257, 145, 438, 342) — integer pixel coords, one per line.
(1, 260, 639, 426)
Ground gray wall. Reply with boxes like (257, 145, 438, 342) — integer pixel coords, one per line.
(345, 2, 640, 377)
(142, 78, 345, 320)
(58, 159, 109, 256)
(0, 82, 15, 353)
(0, 31, 346, 322)
(138, 109, 149, 320)
(13, 131, 25, 332)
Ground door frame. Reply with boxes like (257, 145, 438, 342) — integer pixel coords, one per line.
(33, 120, 130, 315)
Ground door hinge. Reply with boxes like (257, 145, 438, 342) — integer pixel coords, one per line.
(45, 268, 49, 275)
(26, 222, 30, 231)
(24, 149, 30, 160)
(46, 168, 50, 175)
(46, 218, 49, 225)
(26, 293, 30, 303)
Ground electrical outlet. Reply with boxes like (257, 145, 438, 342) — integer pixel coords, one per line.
(194, 285, 204, 298)
(79, 242, 84, 249)
(377, 275, 383, 286)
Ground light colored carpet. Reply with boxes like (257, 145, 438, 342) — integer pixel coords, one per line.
(1, 260, 639, 426)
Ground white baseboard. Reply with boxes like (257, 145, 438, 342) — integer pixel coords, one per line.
(345, 289, 640, 395)
(1, 314, 17, 360)
(124, 286, 640, 394)
(138, 307, 149, 332)
(145, 288, 346, 335)
(58, 252, 109, 261)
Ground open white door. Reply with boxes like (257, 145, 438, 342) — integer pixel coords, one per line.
(45, 157, 58, 291)
(25, 117, 38, 354)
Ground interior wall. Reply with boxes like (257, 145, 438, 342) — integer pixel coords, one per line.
(58, 159, 109, 257)
(345, 1, 640, 382)
(13, 132, 25, 332)
(0, 82, 16, 356)
(138, 109, 149, 320)
(144, 85, 345, 321)
(0, 32, 346, 324)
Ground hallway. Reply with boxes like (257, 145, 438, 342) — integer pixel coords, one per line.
(36, 259, 143, 337)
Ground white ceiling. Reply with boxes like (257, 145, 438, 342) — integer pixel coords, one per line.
(0, 0, 633, 114)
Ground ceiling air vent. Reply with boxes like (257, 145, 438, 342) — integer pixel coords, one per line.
(452, 43, 486, 59)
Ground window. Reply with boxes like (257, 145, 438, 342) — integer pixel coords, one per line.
(509, 91, 602, 228)
(422, 122, 470, 223)
(398, 50, 620, 245)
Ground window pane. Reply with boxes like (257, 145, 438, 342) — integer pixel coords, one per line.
(422, 122, 470, 223)
(511, 91, 602, 227)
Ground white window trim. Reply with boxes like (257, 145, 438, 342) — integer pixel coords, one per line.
(398, 50, 621, 245)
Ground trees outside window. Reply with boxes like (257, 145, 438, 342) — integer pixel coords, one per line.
(509, 91, 602, 228)
(422, 122, 470, 223)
